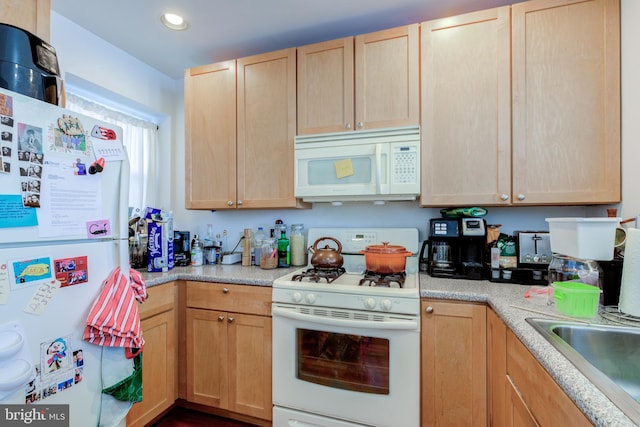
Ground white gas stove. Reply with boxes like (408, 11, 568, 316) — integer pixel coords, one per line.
(272, 227, 420, 316)
(272, 227, 422, 427)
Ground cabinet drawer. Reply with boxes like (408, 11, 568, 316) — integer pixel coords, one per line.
(186, 281, 271, 316)
(139, 282, 175, 319)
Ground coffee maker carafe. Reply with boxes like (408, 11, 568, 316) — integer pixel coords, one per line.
(423, 217, 487, 280)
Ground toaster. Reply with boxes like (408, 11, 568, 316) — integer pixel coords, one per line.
(515, 231, 552, 267)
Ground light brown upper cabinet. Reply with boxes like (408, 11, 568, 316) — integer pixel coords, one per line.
(420, 7, 511, 206)
(185, 60, 237, 209)
(420, 0, 620, 206)
(297, 25, 419, 135)
(0, 0, 50, 41)
(185, 49, 308, 209)
(511, 0, 620, 205)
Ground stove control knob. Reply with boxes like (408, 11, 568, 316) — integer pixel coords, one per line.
(364, 297, 377, 309)
(292, 292, 303, 303)
(380, 299, 393, 311)
(306, 293, 317, 304)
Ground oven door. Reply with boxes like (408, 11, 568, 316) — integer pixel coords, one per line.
(272, 303, 420, 427)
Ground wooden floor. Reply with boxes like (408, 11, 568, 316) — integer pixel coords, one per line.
(151, 406, 259, 427)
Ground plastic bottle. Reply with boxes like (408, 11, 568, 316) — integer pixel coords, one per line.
(222, 229, 229, 254)
(253, 227, 266, 266)
(165, 210, 174, 270)
(277, 225, 290, 268)
(290, 224, 306, 266)
(191, 234, 204, 266)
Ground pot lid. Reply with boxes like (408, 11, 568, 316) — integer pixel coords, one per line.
(363, 242, 410, 254)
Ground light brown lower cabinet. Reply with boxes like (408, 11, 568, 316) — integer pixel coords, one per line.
(185, 282, 272, 424)
(421, 299, 487, 426)
(126, 282, 177, 427)
(488, 308, 592, 426)
(505, 329, 592, 426)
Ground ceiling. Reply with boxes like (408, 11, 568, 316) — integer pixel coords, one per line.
(50, 0, 518, 80)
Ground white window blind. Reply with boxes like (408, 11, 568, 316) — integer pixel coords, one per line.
(65, 92, 159, 214)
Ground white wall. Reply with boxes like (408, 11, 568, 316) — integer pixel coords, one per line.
(50, 3, 639, 244)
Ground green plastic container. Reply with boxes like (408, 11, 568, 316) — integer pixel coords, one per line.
(552, 281, 601, 318)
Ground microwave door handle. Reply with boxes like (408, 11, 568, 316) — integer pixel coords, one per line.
(375, 144, 382, 194)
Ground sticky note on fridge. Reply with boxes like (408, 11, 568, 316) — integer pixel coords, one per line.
(334, 158, 354, 179)
(24, 279, 61, 315)
(86, 219, 111, 238)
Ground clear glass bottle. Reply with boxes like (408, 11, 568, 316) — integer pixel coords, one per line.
(290, 224, 306, 266)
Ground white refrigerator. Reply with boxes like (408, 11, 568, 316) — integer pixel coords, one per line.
(0, 87, 132, 426)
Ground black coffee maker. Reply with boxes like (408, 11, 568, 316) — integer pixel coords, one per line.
(421, 217, 487, 280)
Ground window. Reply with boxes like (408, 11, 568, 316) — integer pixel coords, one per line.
(65, 92, 159, 214)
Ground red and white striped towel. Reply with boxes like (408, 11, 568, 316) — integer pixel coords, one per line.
(83, 267, 147, 351)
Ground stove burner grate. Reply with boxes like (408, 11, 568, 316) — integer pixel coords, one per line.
(359, 271, 406, 288)
(292, 267, 346, 283)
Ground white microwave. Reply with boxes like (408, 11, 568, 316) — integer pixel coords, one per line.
(294, 126, 420, 203)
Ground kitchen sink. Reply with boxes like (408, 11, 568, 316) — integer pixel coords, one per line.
(526, 318, 640, 424)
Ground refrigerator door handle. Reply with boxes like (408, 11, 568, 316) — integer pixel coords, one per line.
(117, 154, 131, 276)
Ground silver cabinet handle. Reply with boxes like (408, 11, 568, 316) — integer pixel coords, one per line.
(237, 200, 243, 206)
(227, 201, 233, 206)
(357, 121, 364, 129)
(345, 123, 352, 130)
(227, 317, 235, 323)
(500, 194, 509, 201)
(425, 306, 434, 314)
(223, 287, 229, 294)
(218, 315, 225, 321)
(517, 194, 526, 201)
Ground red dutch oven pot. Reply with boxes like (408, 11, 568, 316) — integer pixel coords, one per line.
(360, 242, 412, 274)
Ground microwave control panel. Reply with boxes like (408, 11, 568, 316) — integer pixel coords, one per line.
(391, 145, 418, 184)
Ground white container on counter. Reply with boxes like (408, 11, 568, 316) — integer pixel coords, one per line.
(546, 217, 619, 261)
(290, 224, 306, 267)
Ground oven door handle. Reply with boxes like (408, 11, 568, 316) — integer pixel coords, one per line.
(272, 306, 419, 331)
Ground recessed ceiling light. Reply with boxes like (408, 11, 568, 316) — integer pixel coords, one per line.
(161, 13, 189, 31)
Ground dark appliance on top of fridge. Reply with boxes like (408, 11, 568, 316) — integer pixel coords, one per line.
(422, 217, 487, 280)
(0, 23, 61, 105)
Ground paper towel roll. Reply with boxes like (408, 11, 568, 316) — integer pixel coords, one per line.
(619, 228, 640, 316)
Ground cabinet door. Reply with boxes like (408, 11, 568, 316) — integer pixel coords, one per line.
(237, 48, 303, 209)
(506, 330, 592, 426)
(227, 313, 272, 420)
(355, 24, 419, 130)
(420, 7, 511, 207)
(126, 283, 176, 427)
(184, 61, 237, 209)
(186, 308, 229, 408)
(0, 0, 50, 40)
(297, 38, 354, 134)
(421, 300, 487, 426)
(506, 376, 540, 427)
(487, 309, 507, 427)
(511, 0, 620, 205)
(126, 309, 176, 427)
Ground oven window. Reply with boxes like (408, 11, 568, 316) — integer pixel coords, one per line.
(296, 329, 390, 394)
